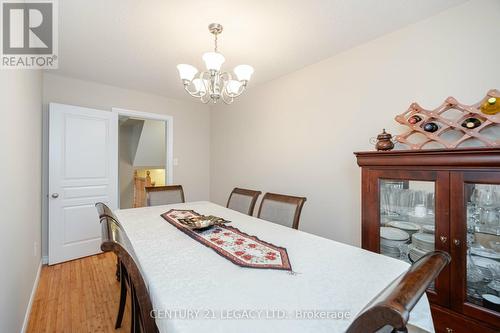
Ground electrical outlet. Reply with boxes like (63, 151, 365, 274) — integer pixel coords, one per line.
(173, 158, 179, 166)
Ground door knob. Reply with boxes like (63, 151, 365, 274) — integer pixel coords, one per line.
(440, 236, 447, 244)
(51, 193, 59, 198)
(453, 239, 460, 246)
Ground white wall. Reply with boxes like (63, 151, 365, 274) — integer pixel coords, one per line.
(119, 118, 167, 209)
(210, 0, 500, 246)
(42, 73, 211, 257)
(133, 120, 166, 168)
(119, 119, 142, 209)
(0, 71, 42, 332)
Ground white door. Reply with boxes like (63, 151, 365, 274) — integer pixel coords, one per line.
(49, 103, 118, 265)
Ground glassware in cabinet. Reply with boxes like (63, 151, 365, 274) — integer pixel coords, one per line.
(464, 183, 500, 313)
(379, 180, 437, 289)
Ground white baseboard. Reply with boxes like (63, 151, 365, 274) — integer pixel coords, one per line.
(20, 261, 42, 333)
(42, 256, 48, 265)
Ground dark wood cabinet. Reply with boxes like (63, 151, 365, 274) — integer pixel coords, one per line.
(355, 148, 500, 333)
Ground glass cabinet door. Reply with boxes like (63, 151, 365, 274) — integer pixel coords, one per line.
(380, 180, 438, 291)
(367, 170, 450, 306)
(380, 180, 436, 263)
(451, 172, 500, 327)
(465, 184, 500, 309)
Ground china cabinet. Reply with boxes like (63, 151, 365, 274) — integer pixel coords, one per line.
(355, 147, 500, 333)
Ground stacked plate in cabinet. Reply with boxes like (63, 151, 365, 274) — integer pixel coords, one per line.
(422, 224, 435, 234)
(386, 221, 420, 237)
(409, 232, 435, 262)
(380, 227, 410, 258)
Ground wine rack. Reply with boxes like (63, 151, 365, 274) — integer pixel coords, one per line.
(395, 89, 500, 149)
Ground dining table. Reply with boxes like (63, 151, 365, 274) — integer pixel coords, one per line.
(114, 201, 435, 333)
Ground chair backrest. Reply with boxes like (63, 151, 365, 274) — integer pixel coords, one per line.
(226, 188, 262, 215)
(95, 202, 119, 222)
(257, 192, 307, 229)
(97, 204, 158, 333)
(346, 251, 451, 333)
(145, 185, 185, 206)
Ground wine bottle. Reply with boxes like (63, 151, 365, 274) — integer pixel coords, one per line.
(461, 117, 481, 129)
(408, 115, 422, 124)
(423, 122, 439, 133)
(481, 97, 499, 115)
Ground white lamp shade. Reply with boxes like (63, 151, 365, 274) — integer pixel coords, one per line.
(177, 64, 198, 81)
(234, 65, 254, 81)
(192, 78, 207, 94)
(202, 52, 225, 71)
(226, 80, 242, 95)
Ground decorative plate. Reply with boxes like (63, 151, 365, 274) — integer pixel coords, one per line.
(422, 225, 435, 234)
(469, 255, 499, 269)
(380, 227, 409, 241)
(177, 215, 230, 230)
(412, 232, 435, 244)
(387, 221, 421, 231)
(470, 247, 500, 260)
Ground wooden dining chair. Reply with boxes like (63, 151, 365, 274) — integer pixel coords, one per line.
(145, 185, 185, 206)
(95, 202, 122, 282)
(100, 210, 159, 333)
(96, 202, 129, 329)
(95, 201, 119, 223)
(346, 251, 451, 333)
(257, 192, 307, 229)
(226, 187, 262, 215)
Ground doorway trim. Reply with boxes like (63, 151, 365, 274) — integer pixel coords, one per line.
(112, 107, 174, 207)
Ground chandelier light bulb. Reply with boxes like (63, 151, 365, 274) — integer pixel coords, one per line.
(226, 80, 243, 95)
(234, 65, 254, 81)
(192, 78, 207, 94)
(202, 52, 225, 71)
(176, 64, 198, 82)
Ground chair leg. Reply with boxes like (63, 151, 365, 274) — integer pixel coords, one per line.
(115, 267, 127, 329)
(134, 291, 141, 333)
(130, 285, 136, 333)
(116, 256, 121, 281)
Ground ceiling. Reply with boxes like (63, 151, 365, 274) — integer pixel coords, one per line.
(53, 0, 467, 101)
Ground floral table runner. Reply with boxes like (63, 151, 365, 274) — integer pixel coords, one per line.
(161, 209, 292, 271)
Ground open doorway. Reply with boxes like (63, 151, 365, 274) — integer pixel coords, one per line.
(114, 108, 173, 209)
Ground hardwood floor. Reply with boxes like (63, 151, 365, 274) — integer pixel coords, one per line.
(27, 252, 131, 333)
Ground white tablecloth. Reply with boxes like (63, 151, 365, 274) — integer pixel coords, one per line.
(115, 201, 434, 333)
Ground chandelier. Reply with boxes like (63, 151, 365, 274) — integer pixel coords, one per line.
(176, 23, 254, 104)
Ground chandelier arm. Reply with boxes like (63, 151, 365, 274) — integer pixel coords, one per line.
(199, 90, 209, 103)
(204, 71, 217, 97)
(198, 71, 207, 81)
(220, 71, 237, 98)
(199, 71, 210, 97)
(183, 84, 203, 98)
(214, 72, 222, 95)
(221, 92, 234, 104)
(219, 71, 232, 81)
(199, 73, 212, 104)
(183, 71, 211, 99)
(220, 72, 229, 95)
